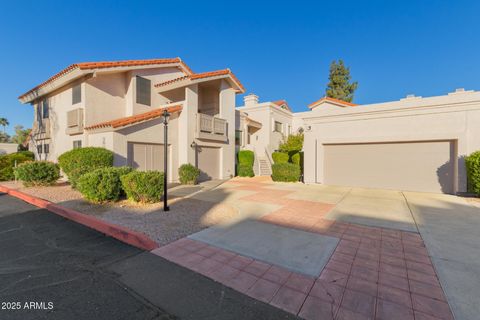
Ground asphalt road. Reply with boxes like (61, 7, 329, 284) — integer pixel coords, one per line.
(0, 192, 297, 320)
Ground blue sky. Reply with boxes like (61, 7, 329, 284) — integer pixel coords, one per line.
(0, 0, 478, 135)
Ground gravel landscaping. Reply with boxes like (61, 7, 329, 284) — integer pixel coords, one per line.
(0, 180, 239, 245)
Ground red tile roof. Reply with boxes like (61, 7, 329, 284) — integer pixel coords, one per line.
(272, 99, 291, 111)
(19, 58, 193, 99)
(84, 105, 182, 130)
(155, 68, 245, 92)
(308, 97, 358, 108)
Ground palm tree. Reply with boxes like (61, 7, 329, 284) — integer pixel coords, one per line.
(0, 118, 9, 134)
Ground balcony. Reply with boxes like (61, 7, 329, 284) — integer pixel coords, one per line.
(196, 113, 227, 142)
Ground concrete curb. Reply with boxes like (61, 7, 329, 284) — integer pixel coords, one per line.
(0, 185, 159, 251)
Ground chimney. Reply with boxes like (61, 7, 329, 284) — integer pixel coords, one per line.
(244, 94, 259, 107)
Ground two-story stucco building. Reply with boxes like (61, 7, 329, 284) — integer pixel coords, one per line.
(18, 58, 244, 182)
(18, 58, 480, 194)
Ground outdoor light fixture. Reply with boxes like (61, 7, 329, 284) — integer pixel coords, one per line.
(162, 109, 170, 211)
(190, 141, 196, 149)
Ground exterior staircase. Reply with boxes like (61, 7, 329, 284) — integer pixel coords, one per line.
(258, 157, 272, 176)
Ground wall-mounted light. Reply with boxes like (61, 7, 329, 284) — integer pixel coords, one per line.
(190, 141, 197, 149)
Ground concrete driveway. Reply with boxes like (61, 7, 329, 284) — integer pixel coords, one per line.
(154, 178, 480, 319)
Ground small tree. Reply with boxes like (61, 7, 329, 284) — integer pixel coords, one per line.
(0, 118, 9, 134)
(325, 60, 358, 103)
(278, 133, 304, 154)
(11, 125, 31, 146)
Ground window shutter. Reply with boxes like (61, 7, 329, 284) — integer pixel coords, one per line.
(72, 84, 81, 104)
(136, 76, 151, 106)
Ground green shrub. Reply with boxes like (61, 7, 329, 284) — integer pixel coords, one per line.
(58, 147, 113, 188)
(0, 152, 35, 181)
(291, 152, 300, 166)
(121, 171, 164, 203)
(14, 161, 60, 187)
(271, 163, 301, 182)
(466, 151, 480, 196)
(238, 150, 254, 166)
(77, 166, 132, 203)
(15, 151, 35, 158)
(237, 164, 254, 177)
(178, 163, 200, 185)
(272, 152, 289, 164)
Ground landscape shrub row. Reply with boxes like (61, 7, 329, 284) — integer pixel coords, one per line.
(14, 161, 60, 187)
(271, 163, 301, 182)
(237, 150, 255, 177)
(0, 151, 34, 181)
(271, 133, 304, 182)
(179, 163, 200, 185)
(466, 151, 480, 196)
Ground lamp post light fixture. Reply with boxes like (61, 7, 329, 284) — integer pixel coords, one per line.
(162, 109, 170, 211)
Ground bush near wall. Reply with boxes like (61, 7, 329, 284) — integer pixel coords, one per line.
(14, 161, 60, 187)
(58, 147, 113, 188)
(465, 151, 480, 196)
(0, 152, 35, 181)
(179, 164, 200, 185)
(272, 152, 289, 164)
(77, 166, 132, 203)
(238, 150, 254, 166)
(271, 163, 301, 182)
(237, 164, 254, 177)
(121, 171, 164, 203)
(237, 150, 255, 177)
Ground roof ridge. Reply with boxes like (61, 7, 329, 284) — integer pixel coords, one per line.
(19, 58, 191, 100)
(85, 105, 183, 130)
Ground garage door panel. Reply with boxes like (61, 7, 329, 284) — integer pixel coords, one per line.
(197, 146, 220, 181)
(128, 142, 165, 172)
(324, 141, 455, 194)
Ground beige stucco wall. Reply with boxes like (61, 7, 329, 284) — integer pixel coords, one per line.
(111, 114, 179, 182)
(300, 92, 480, 193)
(0, 143, 18, 155)
(32, 78, 87, 161)
(85, 73, 126, 126)
(236, 103, 293, 154)
(126, 67, 185, 116)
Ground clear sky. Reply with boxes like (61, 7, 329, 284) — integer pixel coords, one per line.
(0, 0, 479, 135)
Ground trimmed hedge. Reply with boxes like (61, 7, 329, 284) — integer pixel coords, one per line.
(271, 163, 301, 182)
(291, 152, 300, 166)
(179, 163, 200, 185)
(237, 164, 254, 177)
(121, 171, 164, 203)
(14, 161, 60, 187)
(0, 152, 35, 181)
(272, 152, 289, 164)
(238, 150, 254, 166)
(466, 151, 480, 196)
(77, 166, 132, 203)
(58, 147, 113, 188)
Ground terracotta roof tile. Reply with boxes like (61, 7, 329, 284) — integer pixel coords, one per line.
(19, 58, 192, 99)
(85, 105, 182, 130)
(308, 97, 358, 108)
(155, 68, 245, 92)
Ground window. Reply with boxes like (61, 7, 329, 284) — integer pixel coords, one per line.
(73, 140, 82, 149)
(42, 99, 49, 118)
(235, 130, 243, 146)
(37, 145, 42, 154)
(274, 121, 283, 133)
(72, 84, 81, 104)
(36, 104, 42, 122)
(136, 76, 151, 106)
(43, 144, 49, 154)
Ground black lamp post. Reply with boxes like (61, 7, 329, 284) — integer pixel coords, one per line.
(162, 109, 170, 211)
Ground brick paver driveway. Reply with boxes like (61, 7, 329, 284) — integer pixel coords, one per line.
(153, 177, 470, 320)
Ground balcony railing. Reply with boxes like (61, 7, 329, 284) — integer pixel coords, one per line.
(197, 113, 227, 142)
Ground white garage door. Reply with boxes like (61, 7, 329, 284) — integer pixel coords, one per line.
(128, 142, 165, 171)
(196, 146, 220, 181)
(324, 141, 456, 194)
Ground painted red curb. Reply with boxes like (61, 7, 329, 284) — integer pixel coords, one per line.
(0, 185, 159, 251)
